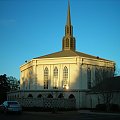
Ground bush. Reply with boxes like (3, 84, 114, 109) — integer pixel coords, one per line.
(96, 104, 120, 112)
(96, 104, 106, 111)
(110, 104, 119, 112)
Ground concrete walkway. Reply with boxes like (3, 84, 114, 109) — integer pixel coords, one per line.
(78, 110, 120, 116)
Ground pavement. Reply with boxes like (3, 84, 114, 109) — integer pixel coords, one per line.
(78, 110, 120, 116)
(1, 110, 120, 120)
(24, 110, 120, 116)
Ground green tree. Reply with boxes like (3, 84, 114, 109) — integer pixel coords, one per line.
(7, 76, 20, 91)
(0, 74, 10, 104)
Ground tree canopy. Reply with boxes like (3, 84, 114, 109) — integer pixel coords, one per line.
(0, 74, 20, 104)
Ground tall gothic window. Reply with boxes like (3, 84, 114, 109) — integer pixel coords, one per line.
(63, 66, 68, 89)
(87, 68, 91, 89)
(95, 67, 101, 85)
(66, 38, 69, 47)
(22, 77, 25, 90)
(99, 67, 103, 81)
(44, 67, 49, 89)
(29, 70, 33, 90)
(95, 67, 99, 84)
(70, 38, 74, 48)
(25, 78, 28, 90)
(103, 67, 108, 80)
(53, 67, 58, 89)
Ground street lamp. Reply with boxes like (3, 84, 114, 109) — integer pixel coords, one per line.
(62, 84, 69, 110)
(63, 84, 69, 99)
(63, 84, 69, 90)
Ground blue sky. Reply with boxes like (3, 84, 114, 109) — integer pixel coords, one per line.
(0, 0, 120, 79)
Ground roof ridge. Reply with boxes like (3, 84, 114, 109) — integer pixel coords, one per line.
(34, 51, 62, 59)
(33, 50, 113, 62)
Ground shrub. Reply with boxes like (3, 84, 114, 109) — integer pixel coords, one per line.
(110, 104, 119, 112)
(96, 104, 106, 111)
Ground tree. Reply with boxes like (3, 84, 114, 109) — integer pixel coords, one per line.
(91, 77, 120, 111)
(7, 76, 20, 91)
(0, 74, 10, 104)
(0, 74, 20, 104)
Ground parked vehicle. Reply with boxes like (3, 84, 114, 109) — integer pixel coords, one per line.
(0, 101, 22, 113)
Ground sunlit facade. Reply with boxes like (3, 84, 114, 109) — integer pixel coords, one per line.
(8, 2, 115, 109)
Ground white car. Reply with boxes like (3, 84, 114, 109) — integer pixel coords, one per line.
(0, 101, 22, 113)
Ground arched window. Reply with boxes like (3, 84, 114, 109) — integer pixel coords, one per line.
(66, 38, 69, 47)
(99, 67, 103, 81)
(70, 38, 74, 48)
(25, 79, 28, 90)
(47, 94, 53, 98)
(22, 77, 25, 90)
(58, 93, 64, 98)
(63, 66, 68, 89)
(29, 69, 33, 90)
(44, 67, 49, 89)
(87, 68, 91, 89)
(69, 94, 75, 99)
(95, 67, 100, 85)
(28, 94, 33, 98)
(53, 67, 58, 89)
(37, 94, 42, 98)
(95, 67, 98, 84)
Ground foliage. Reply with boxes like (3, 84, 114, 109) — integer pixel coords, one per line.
(91, 77, 115, 112)
(96, 104, 106, 111)
(96, 104, 120, 112)
(109, 104, 120, 111)
(0, 74, 20, 104)
(0, 74, 10, 103)
(7, 76, 20, 90)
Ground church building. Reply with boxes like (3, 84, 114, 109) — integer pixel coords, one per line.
(8, 1, 115, 109)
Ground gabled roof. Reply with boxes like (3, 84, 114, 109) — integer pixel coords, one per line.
(34, 50, 110, 61)
(91, 76, 120, 92)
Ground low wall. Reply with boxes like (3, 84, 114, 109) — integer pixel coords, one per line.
(11, 98, 76, 109)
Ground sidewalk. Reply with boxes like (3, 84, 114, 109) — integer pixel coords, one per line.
(78, 110, 120, 116)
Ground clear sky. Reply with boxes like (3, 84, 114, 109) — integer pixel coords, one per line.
(0, 0, 120, 79)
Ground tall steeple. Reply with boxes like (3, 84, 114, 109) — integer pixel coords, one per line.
(67, 0, 71, 26)
(62, 0, 76, 51)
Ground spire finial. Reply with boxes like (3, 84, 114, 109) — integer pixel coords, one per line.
(67, 0, 71, 25)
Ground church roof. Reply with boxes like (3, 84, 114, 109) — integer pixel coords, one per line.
(34, 50, 109, 61)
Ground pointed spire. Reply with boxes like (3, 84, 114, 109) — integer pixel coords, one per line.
(62, 0, 76, 51)
(67, 0, 71, 26)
